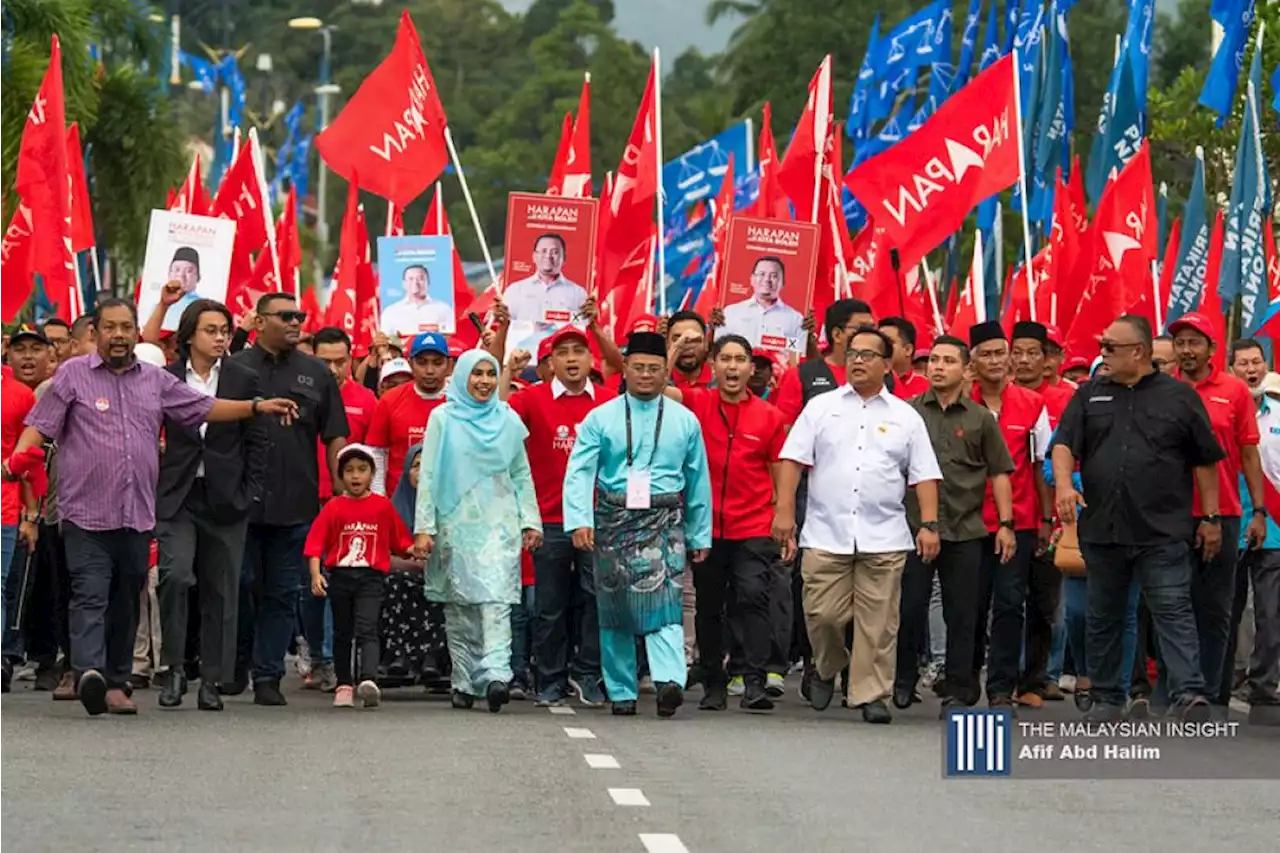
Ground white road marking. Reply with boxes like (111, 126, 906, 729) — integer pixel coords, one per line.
(548, 705, 577, 715)
(563, 726, 596, 739)
(583, 753, 620, 769)
(639, 834, 689, 852)
(608, 788, 650, 806)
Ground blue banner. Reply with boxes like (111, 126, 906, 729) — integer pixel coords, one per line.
(1167, 153, 1209, 325)
(1199, 0, 1255, 123)
(662, 121, 752, 227)
(1225, 45, 1271, 329)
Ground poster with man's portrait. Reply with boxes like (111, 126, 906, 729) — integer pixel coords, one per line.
(139, 211, 237, 331)
(717, 215, 819, 353)
(501, 192, 598, 330)
(376, 235, 456, 336)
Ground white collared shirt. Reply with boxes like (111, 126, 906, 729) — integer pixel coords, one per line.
(718, 297, 806, 351)
(185, 359, 221, 478)
(380, 297, 455, 337)
(504, 274, 588, 327)
(781, 384, 942, 555)
(551, 377, 595, 400)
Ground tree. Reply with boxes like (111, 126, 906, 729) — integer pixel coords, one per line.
(1152, 0, 1212, 92)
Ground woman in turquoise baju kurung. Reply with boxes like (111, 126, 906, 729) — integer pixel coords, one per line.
(414, 350, 542, 712)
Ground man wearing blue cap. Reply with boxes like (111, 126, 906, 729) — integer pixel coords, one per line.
(367, 331, 452, 496)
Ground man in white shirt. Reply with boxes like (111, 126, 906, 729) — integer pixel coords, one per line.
(774, 327, 943, 723)
(380, 264, 455, 337)
(503, 233, 588, 329)
(161, 246, 202, 331)
(718, 256, 805, 351)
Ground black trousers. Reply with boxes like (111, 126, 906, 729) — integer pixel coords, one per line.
(1244, 549, 1280, 703)
(61, 523, 152, 688)
(694, 537, 778, 686)
(156, 482, 249, 683)
(975, 531, 1037, 699)
(328, 568, 384, 686)
(896, 539, 983, 704)
(26, 522, 70, 669)
(1023, 551, 1063, 694)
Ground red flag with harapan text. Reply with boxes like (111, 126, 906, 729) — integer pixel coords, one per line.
(1, 204, 36, 321)
(1265, 217, 1279, 303)
(813, 121, 855, 322)
(596, 62, 658, 303)
(65, 123, 94, 252)
(212, 144, 270, 251)
(846, 222, 898, 321)
(325, 178, 362, 336)
(777, 58, 832, 224)
(14, 35, 75, 321)
(753, 102, 791, 220)
(693, 153, 734, 316)
(844, 54, 1019, 271)
(315, 11, 449, 208)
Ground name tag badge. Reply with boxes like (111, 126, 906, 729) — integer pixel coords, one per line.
(626, 469, 652, 510)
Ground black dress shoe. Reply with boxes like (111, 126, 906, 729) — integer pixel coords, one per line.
(809, 675, 836, 711)
(158, 670, 187, 708)
(741, 681, 775, 711)
(486, 680, 510, 713)
(612, 699, 637, 716)
(197, 681, 223, 711)
(129, 673, 151, 690)
(892, 685, 920, 709)
(451, 690, 474, 709)
(252, 679, 287, 706)
(860, 699, 893, 724)
(699, 684, 728, 711)
(656, 682, 684, 718)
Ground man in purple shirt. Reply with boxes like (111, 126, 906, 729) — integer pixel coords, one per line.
(15, 298, 297, 717)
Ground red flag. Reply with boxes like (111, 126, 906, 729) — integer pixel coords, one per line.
(812, 120, 855, 322)
(943, 276, 960, 329)
(172, 154, 210, 216)
(1004, 249, 1051, 336)
(846, 222, 899, 321)
(693, 153, 734, 316)
(547, 112, 574, 194)
(562, 76, 592, 198)
(1063, 141, 1157, 361)
(325, 178, 362, 335)
(212, 144, 270, 251)
(422, 182, 475, 331)
(949, 250, 981, 335)
(753, 102, 791, 220)
(777, 57, 832, 223)
(1265, 217, 1279, 302)
(845, 54, 1019, 271)
(315, 11, 449, 208)
(279, 186, 303, 295)
(1066, 156, 1088, 233)
(1198, 209, 1227, 372)
(388, 205, 406, 237)
(1, 204, 36, 321)
(353, 203, 380, 355)
(596, 62, 658, 305)
(65, 123, 94, 252)
(1156, 217, 1181, 329)
(14, 35, 75, 322)
(300, 286, 323, 336)
(1047, 170, 1083, 329)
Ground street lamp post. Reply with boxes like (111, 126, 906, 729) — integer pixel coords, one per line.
(288, 17, 340, 263)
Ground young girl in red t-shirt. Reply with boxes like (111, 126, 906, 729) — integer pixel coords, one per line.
(305, 444, 414, 708)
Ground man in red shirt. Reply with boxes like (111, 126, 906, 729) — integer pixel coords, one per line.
(664, 334, 788, 711)
(666, 310, 715, 390)
(507, 326, 617, 706)
(773, 299, 875, 424)
(313, 327, 377, 500)
(1169, 312, 1265, 707)
(1, 365, 38, 690)
(879, 317, 930, 400)
(1011, 322, 1075, 429)
(968, 321, 1055, 711)
(366, 332, 451, 496)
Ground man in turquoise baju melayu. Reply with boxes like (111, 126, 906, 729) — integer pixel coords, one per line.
(563, 331, 712, 717)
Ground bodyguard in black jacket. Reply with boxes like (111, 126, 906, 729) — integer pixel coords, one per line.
(155, 299, 268, 711)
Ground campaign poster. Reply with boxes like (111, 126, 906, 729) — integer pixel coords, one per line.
(501, 192, 598, 328)
(376, 235, 456, 336)
(138, 211, 237, 331)
(716, 215, 819, 353)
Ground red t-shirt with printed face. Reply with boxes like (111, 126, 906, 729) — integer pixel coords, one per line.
(366, 383, 447, 496)
(1183, 366, 1259, 517)
(303, 492, 414, 572)
(508, 380, 617, 525)
(318, 379, 377, 500)
(2, 367, 36, 525)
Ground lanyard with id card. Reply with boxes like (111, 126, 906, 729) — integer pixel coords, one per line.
(624, 395, 664, 510)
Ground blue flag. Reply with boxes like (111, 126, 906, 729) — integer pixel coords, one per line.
(981, 218, 1001, 322)
(1225, 41, 1272, 330)
(1087, 57, 1142, 204)
(1120, 0, 1155, 118)
(1031, 8, 1068, 224)
(180, 50, 218, 93)
(1199, 0, 1256, 124)
(865, 0, 953, 122)
(848, 15, 882, 146)
(1004, 0, 1023, 53)
(1271, 64, 1280, 118)
(1167, 151, 1209, 325)
(955, 0, 984, 88)
(980, 0, 1002, 71)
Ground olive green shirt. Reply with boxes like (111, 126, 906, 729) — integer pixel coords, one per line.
(907, 388, 1015, 542)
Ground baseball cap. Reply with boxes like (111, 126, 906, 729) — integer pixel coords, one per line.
(134, 342, 167, 367)
(337, 442, 377, 472)
(408, 331, 449, 359)
(1167, 312, 1216, 342)
(379, 357, 412, 384)
(1060, 354, 1090, 374)
(912, 347, 930, 361)
(629, 314, 660, 335)
(1043, 324, 1065, 349)
(9, 324, 49, 346)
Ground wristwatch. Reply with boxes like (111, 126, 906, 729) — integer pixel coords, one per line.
(1253, 509, 1267, 519)
(920, 521, 939, 533)
(251, 396, 264, 415)
(1041, 516, 1055, 526)
(1202, 513, 1222, 525)
(1000, 519, 1016, 530)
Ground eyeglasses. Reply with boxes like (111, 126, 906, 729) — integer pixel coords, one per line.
(846, 349, 886, 363)
(628, 364, 666, 376)
(262, 310, 307, 324)
(199, 325, 231, 339)
(1099, 340, 1143, 354)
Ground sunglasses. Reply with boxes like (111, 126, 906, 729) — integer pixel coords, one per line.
(262, 310, 307, 324)
(1098, 340, 1143, 354)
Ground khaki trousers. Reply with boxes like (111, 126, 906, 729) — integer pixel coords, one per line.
(133, 565, 161, 677)
(801, 548, 907, 706)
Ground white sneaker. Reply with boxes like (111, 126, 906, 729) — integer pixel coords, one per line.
(727, 676, 746, 696)
(766, 672, 786, 697)
(357, 680, 381, 708)
(1059, 674, 1077, 693)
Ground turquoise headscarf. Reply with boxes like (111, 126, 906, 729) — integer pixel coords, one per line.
(430, 349, 528, 516)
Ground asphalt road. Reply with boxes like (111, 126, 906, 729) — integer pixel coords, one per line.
(2, 676, 1278, 853)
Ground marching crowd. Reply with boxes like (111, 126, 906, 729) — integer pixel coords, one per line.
(1, 285, 1278, 728)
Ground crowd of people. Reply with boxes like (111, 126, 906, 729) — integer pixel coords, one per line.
(1, 285, 1277, 728)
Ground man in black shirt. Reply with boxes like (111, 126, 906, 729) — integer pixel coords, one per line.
(1051, 315, 1223, 722)
(228, 292, 348, 705)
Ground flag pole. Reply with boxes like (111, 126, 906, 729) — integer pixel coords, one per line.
(434, 183, 444, 233)
(920, 261, 945, 335)
(653, 48, 667, 316)
(89, 248, 103, 293)
(443, 127, 499, 290)
(811, 55, 832, 225)
(386, 201, 395, 237)
(1010, 48, 1038, 323)
(248, 128, 282, 294)
(1151, 259, 1162, 331)
(973, 229, 987, 323)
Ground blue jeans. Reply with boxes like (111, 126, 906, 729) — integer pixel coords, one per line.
(1061, 575, 1139, 693)
(239, 523, 310, 684)
(0, 525, 22, 655)
(509, 585, 535, 682)
(1080, 540, 1207, 708)
(532, 523, 601, 692)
